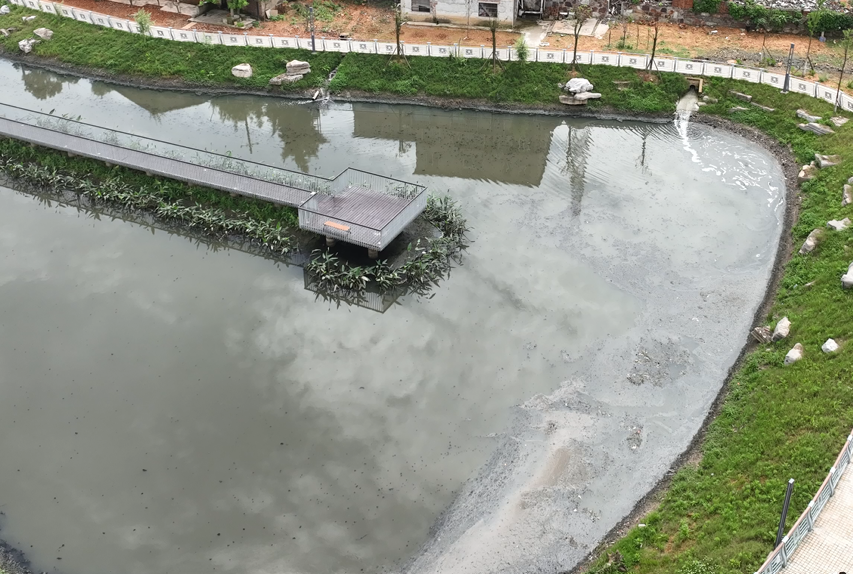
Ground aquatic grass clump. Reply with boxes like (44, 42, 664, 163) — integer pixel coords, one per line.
(306, 195, 468, 296)
(0, 138, 298, 256)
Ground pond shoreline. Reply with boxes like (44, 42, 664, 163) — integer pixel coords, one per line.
(0, 53, 804, 574)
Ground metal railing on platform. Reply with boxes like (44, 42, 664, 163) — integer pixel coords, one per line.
(754, 430, 853, 574)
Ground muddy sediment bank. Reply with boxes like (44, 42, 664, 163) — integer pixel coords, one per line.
(0, 57, 796, 574)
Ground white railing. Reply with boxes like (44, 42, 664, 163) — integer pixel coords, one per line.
(754, 430, 853, 574)
(7, 0, 853, 112)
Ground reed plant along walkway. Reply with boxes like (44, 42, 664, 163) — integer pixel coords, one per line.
(2, 2, 853, 572)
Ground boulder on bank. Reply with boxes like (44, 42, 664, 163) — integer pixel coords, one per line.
(827, 218, 851, 231)
(799, 228, 824, 255)
(286, 59, 311, 75)
(843, 185, 852, 207)
(831, 117, 849, 128)
(784, 343, 804, 365)
(33, 27, 53, 40)
(772, 316, 791, 342)
(751, 326, 773, 344)
(816, 153, 842, 168)
(842, 262, 853, 289)
(269, 72, 303, 85)
(798, 162, 818, 183)
(18, 38, 39, 53)
(565, 78, 594, 94)
(799, 123, 835, 135)
(797, 109, 821, 123)
(822, 339, 839, 353)
(0, 5, 10, 15)
(231, 63, 252, 78)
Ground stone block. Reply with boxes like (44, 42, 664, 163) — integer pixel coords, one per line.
(772, 316, 791, 341)
(827, 218, 851, 231)
(842, 262, 853, 289)
(159, 1, 179, 12)
(843, 184, 852, 207)
(799, 122, 835, 135)
(798, 162, 818, 183)
(816, 153, 841, 168)
(751, 102, 774, 112)
(798, 228, 823, 254)
(822, 339, 839, 353)
(796, 109, 820, 122)
(831, 116, 849, 127)
(33, 27, 53, 39)
(231, 63, 252, 78)
(750, 326, 772, 344)
(730, 90, 752, 102)
(784, 343, 804, 365)
(729, 106, 748, 113)
(269, 73, 303, 85)
(18, 38, 39, 53)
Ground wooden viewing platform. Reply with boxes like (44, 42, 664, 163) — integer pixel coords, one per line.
(0, 108, 427, 254)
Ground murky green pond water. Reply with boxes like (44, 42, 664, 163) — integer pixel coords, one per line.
(0, 60, 785, 574)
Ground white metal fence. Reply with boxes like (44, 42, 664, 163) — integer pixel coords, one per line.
(754, 430, 853, 574)
(6, 0, 853, 112)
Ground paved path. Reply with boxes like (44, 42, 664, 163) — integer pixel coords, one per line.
(785, 466, 853, 574)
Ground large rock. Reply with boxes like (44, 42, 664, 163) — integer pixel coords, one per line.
(231, 63, 252, 78)
(799, 228, 824, 254)
(18, 38, 39, 53)
(286, 59, 311, 74)
(22, 14, 36, 21)
(822, 339, 839, 353)
(831, 116, 849, 128)
(0, 5, 10, 15)
(772, 316, 791, 342)
(827, 218, 851, 231)
(269, 73, 303, 85)
(566, 78, 594, 94)
(798, 162, 818, 183)
(843, 185, 853, 207)
(816, 153, 842, 168)
(797, 109, 821, 122)
(730, 90, 752, 102)
(784, 343, 804, 365)
(751, 326, 773, 344)
(572, 92, 602, 101)
(842, 262, 853, 289)
(800, 123, 835, 135)
(33, 27, 53, 40)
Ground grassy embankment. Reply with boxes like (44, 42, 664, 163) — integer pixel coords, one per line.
(2, 3, 853, 572)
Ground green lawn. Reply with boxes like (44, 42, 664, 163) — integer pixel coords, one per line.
(0, 4, 342, 90)
(2, 3, 853, 573)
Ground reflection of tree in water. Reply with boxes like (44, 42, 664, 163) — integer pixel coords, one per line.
(90, 81, 112, 98)
(20, 66, 78, 100)
(562, 123, 591, 217)
(210, 98, 326, 172)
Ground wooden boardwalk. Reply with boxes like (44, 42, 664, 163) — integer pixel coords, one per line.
(0, 113, 428, 251)
(0, 116, 314, 208)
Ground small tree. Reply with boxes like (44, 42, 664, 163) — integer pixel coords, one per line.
(515, 36, 529, 62)
(389, 4, 410, 66)
(486, 17, 504, 73)
(836, 29, 851, 112)
(647, 17, 662, 71)
(804, 0, 827, 75)
(570, 2, 592, 72)
(133, 9, 152, 34)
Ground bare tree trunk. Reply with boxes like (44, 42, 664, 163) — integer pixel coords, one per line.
(647, 23, 659, 71)
(835, 37, 849, 112)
